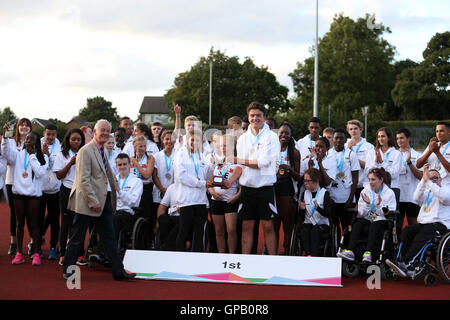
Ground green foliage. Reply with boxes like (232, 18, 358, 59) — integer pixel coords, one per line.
(289, 13, 396, 124)
(0, 106, 18, 125)
(77, 96, 120, 128)
(392, 31, 450, 120)
(165, 48, 292, 125)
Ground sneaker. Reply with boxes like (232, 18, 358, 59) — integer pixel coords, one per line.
(362, 251, 372, 263)
(32, 253, 41, 266)
(386, 259, 407, 278)
(27, 242, 34, 255)
(12, 252, 25, 265)
(48, 248, 57, 260)
(410, 265, 426, 280)
(59, 256, 64, 266)
(8, 243, 17, 255)
(337, 249, 355, 261)
(76, 256, 89, 266)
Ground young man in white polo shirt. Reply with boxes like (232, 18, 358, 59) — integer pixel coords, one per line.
(295, 117, 322, 163)
(228, 101, 280, 255)
(417, 121, 450, 185)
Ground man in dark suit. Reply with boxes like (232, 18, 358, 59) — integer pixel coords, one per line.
(62, 119, 135, 281)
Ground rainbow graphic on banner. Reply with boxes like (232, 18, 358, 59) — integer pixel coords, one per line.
(132, 271, 341, 287)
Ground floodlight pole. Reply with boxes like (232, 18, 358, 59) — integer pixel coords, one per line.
(209, 61, 212, 125)
(313, 0, 319, 117)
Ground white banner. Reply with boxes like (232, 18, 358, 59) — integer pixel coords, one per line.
(123, 250, 342, 287)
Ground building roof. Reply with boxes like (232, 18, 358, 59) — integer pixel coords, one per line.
(31, 118, 55, 128)
(139, 96, 169, 114)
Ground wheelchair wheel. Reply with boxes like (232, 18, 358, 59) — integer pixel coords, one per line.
(330, 224, 339, 257)
(424, 273, 437, 286)
(289, 225, 302, 256)
(380, 262, 396, 281)
(342, 261, 360, 278)
(436, 231, 450, 284)
(132, 217, 153, 250)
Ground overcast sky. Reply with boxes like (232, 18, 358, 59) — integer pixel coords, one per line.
(0, 0, 449, 122)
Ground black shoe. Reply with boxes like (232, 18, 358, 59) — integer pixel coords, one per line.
(62, 272, 73, 280)
(8, 243, 17, 255)
(113, 270, 136, 281)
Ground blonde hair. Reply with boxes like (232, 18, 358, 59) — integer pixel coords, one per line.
(132, 135, 147, 147)
(227, 116, 242, 128)
(346, 120, 363, 130)
(184, 115, 199, 123)
(185, 130, 203, 154)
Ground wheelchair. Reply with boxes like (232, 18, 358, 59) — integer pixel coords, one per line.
(393, 229, 450, 286)
(289, 205, 339, 257)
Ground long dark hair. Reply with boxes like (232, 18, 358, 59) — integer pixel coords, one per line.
(61, 128, 85, 158)
(279, 121, 296, 167)
(15, 118, 32, 147)
(376, 127, 396, 149)
(135, 122, 154, 142)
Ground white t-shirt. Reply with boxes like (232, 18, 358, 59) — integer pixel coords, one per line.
(116, 173, 143, 214)
(160, 184, 180, 216)
(106, 148, 120, 176)
(1, 139, 49, 197)
(211, 162, 239, 202)
(345, 138, 374, 188)
(300, 154, 338, 189)
(130, 153, 153, 184)
(398, 148, 422, 204)
(237, 123, 280, 188)
(365, 147, 402, 188)
(41, 140, 62, 194)
(327, 147, 361, 203)
(421, 141, 450, 185)
(295, 134, 320, 163)
(53, 150, 77, 189)
(152, 149, 176, 203)
(358, 183, 397, 222)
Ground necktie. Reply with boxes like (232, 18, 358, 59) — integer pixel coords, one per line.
(100, 147, 109, 174)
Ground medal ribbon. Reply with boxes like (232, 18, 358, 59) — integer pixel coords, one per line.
(334, 148, 345, 173)
(219, 163, 231, 177)
(371, 186, 383, 212)
(191, 153, 200, 178)
(24, 150, 31, 172)
(164, 150, 173, 173)
(426, 190, 435, 209)
(135, 154, 147, 178)
(279, 147, 288, 165)
(118, 175, 128, 191)
(436, 141, 450, 166)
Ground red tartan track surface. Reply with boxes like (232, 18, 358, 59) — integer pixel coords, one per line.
(0, 202, 448, 301)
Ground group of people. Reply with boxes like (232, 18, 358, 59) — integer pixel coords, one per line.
(1, 101, 449, 282)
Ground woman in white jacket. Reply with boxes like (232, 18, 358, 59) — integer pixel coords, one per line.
(365, 127, 402, 189)
(337, 167, 397, 263)
(1, 126, 48, 266)
(173, 130, 213, 252)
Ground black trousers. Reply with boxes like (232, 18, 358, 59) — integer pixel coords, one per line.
(400, 222, 448, 265)
(59, 185, 82, 257)
(300, 223, 330, 256)
(40, 192, 60, 248)
(62, 193, 124, 278)
(348, 218, 388, 253)
(113, 210, 134, 243)
(158, 214, 179, 250)
(176, 205, 207, 252)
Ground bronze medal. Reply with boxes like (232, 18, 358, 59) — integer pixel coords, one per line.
(22, 172, 28, 178)
(279, 168, 285, 176)
(425, 206, 430, 213)
(250, 148, 255, 155)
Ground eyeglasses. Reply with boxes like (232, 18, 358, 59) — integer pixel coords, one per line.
(430, 176, 440, 181)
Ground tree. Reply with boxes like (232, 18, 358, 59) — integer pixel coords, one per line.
(165, 48, 291, 125)
(0, 106, 18, 125)
(77, 96, 120, 128)
(392, 32, 450, 120)
(289, 13, 396, 128)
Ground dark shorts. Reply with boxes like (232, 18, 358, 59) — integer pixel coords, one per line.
(274, 178, 295, 197)
(238, 185, 277, 221)
(210, 199, 239, 215)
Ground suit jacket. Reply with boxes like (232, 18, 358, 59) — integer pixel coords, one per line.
(68, 140, 117, 217)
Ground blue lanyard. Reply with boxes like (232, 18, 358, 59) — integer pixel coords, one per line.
(437, 142, 450, 165)
(135, 154, 146, 177)
(371, 186, 383, 212)
(383, 149, 392, 163)
(164, 150, 173, 172)
(310, 187, 321, 215)
(334, 148, 345, 172)
(250, 127, 266, 148)
(49, 143, 56, 155)
(118, 176, 128, 191)
(191, 153, 199, 177)
(109, 150, 114, 162)
(69, 150, 77, 157)
(426, 190, 435, 208)
(219, 163, 231, 177)
(312, 157, 320, 169)
(308, 135, 313, 149)
(24, 150, 31, 171)
(401, 148, 411, 167)
(280, 147, 288, 165)
(352, 143, 362, 154)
